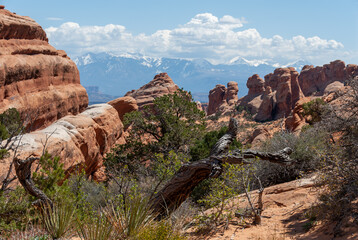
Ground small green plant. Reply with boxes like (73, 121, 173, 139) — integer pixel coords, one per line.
(40, 201, 76, 239)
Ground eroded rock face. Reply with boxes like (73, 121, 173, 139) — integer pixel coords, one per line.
(125, 73, 179, 109)
(238, 68, 303, 121)
(299, 60, 357, 96)
(207, 82, 239, 115)
(0, 9, 88, 130)
(0, 97, 138, 182)
(284, 97, 312, 132)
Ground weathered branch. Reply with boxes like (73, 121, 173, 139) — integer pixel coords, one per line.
(14, 156, 53, 208)
(151, 118, 293, 218)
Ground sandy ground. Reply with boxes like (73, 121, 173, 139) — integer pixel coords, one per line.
(188, 177, 358, 240)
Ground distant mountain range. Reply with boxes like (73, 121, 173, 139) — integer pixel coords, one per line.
(74, 53, 310, 102)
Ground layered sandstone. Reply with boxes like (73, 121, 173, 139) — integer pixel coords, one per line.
(125, 73, 179, 109)
(0, 97, 137, 181)
(207, 81, 238, 115)
(0, 8, 88, 130)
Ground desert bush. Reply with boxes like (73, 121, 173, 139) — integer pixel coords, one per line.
(313, 76, 358, 221)
(257, 127, 329, 186)
(0, 187, 32, 236)
(302, 98, 326, 124)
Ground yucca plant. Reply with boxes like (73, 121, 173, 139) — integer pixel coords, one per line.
(76, 213, 113, 240)
(40, 201, 76, 239)
(105, 195, 154, 239)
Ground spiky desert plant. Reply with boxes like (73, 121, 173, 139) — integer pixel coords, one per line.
(105, 195, 154, 239)
(76, 212, 113, 240)
(40, 201, 75, 239)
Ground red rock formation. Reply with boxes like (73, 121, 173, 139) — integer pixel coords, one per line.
(207, 84, 227, 115)
(108, 96, 138, 121)
(285, 97, 312, 132)
(0, 9, 88, 130)
(0, 97, 138, 182)
(227, 81, 239, 105)
(207, 82, 239, 115)
(238, 68, 303, 121)
(271, 67, 304, 118)
(298, 60, 357, 96)
(125, 73, 178, 109)
(247, 74, 265, 96)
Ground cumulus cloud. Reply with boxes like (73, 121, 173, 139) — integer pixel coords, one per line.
(46, 13, 345, 65)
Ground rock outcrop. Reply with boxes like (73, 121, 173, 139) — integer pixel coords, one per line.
(0, 8, 88, 130)
(284, 97, 312, 132)
(298, 60, 358, 96)
(0, 97, 138, 182)
(125, 73, 178, 109)
(234, 60, 358, 122)
(238, 68, 303, 121)
(207, 81, 239, 115)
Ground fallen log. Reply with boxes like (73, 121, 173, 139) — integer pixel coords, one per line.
(151, 118, 293, 218)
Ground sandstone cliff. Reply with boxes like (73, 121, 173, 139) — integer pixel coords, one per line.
(0, 8, 88, 130)
(125, 73, 179, 109)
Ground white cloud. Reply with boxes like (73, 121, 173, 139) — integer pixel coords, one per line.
(46, 17, 63, 21)
(45, 13, 346, 65)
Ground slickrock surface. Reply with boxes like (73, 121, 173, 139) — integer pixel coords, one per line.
(125, 73, 179, 109)
(0, 97, 138, 182)
(190, 177, 358, 240)
(0, 9, 88, 130)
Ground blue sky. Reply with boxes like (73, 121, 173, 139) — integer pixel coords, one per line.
(3, 0, 358, 65)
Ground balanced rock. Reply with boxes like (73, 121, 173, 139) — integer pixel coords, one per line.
(0, 9, 88, 130)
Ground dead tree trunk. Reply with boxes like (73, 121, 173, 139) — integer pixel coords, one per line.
(14, 156, 53, 208)
(151, 118, 293, 218)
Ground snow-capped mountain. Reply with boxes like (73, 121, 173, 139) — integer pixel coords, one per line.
(74, 53, 310, 102)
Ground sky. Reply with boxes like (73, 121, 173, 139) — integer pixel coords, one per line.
(3, 0, 358, 65)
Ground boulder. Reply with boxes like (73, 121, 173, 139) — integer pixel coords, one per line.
(125, 73, 179, 109)
(0, 9, 88, 130)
